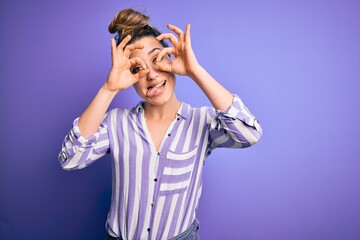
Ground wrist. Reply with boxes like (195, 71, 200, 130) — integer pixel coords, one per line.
(100, 83, 120, 97)
(188, 64, 206, 82)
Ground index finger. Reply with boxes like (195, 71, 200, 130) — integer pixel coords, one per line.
(156, 33, 178, 48)
(118, 35, 132, 50)
(124, 43, 144, 57)
(185, 24, 192, 46)
(167, 24, 185, 41)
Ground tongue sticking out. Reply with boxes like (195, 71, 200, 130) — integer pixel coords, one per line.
(146, 81, 166, 98)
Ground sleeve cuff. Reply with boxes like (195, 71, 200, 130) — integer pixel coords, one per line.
(71, 117, 101, 147)
(221, 94, 262, 132)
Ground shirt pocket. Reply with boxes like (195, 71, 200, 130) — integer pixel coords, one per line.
(159, 146, 198, 196)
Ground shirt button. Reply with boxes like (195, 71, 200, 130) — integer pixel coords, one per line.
(253, 119, 260, 131)
(157, 152, 160, 156)
(151, 202, 155, 207)
(147, 228, 151, 232)
(168, 133, 171, 137)
(154, 178, 157, 182)
(177, 117, 180, 121)
(59, 151, 67, 162)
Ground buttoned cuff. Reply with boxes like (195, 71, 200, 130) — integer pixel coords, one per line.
(219, 94, 262, 132)
(59, 118, 102, 163)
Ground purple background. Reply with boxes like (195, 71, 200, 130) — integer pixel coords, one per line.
(1, 0, 360, 239)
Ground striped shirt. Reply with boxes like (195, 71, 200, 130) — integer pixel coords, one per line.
(59, 94, 262, 240)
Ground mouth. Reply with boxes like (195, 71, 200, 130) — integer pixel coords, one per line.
(146, 80, 167, 97)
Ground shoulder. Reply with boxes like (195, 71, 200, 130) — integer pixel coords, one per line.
(106, 103, 141, 121)
(107, 108, 129, 118)
(180, 102, 215, 122)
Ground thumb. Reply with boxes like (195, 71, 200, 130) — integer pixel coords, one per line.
(138, 68, 150, 78)
(155, 61, 173, 73)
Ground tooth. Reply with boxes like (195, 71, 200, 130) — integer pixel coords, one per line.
(155, 81, 164, 88)
(147, 81, 165, 92)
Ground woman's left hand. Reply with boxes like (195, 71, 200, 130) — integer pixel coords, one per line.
(155, 24, 200, 77)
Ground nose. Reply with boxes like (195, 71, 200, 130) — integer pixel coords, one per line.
(146, 64, 160, 81)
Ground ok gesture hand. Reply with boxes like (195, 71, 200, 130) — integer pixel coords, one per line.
(155, 24, 200, 78)
(105, 35, 149, 92)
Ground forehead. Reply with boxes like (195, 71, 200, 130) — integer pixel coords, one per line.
(130, 36, 164, 58)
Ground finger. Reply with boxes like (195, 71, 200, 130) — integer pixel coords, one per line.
(118, 35, 132, 50)
(138, 68, 150, 78)
(124, 43, 144, 57)
(155, 58, 172, 73)
(130, 67, 149, 84)
(128, 58, 149, 83)
(185, 24, 192, 46)
(156, 47, 173, 62)
(167, 24, 184, 35)
(128, 72, 145, 86)
(126, 43, 144, 51)
(111, 38, 117, 64)
(156, 33, 178, 47)
(167, 24, 185, 41)
(155, 48, 173, 73)
(111, 38, 117, 52)
(129, 57, 148, 71)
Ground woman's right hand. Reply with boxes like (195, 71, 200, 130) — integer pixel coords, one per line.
(103, 35, 149, 92)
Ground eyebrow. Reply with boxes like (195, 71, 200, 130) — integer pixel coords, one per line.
(148, 47, 161, 55)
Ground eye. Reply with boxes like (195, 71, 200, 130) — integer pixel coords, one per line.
(130, 65, 142, 74)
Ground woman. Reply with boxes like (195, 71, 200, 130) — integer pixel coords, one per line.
(59, 8, 262, 240)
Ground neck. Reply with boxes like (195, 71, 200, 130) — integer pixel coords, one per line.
(143, 95, 181, 121)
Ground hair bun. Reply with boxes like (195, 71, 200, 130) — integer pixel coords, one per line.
(108, 8, 149, 35)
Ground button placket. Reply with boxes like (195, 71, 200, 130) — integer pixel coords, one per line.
(148, 151, 160, 234)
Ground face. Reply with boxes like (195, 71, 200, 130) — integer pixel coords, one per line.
(130, 36, 176, 106)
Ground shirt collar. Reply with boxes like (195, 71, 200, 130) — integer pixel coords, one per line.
(135, 101, 145, 114)
(135, 101, 191, 120)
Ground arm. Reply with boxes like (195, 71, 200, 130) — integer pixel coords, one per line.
(155, 24, 232, 111)
(59, 36, 149, 169)
(156, 24, 262, 149)
(207, 95, 262, 151)
(79, 36, 149, 138)
(188, 65, 233, 111)
(59, 117, 110, 170)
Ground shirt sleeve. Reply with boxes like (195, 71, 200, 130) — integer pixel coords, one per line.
(208, 94, 263, 151)
(58, 116, 110, 170)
